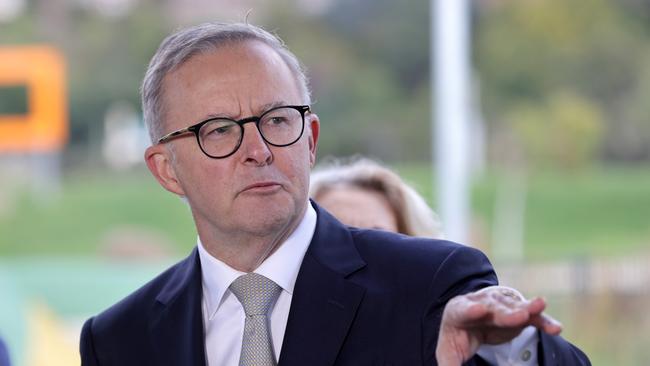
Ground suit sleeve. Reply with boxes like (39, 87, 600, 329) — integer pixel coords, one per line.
(80, 317, 101, 366)
(538, 331, 591, 366)
(419, 244, 591, 365)
(421, 245, 498, 364)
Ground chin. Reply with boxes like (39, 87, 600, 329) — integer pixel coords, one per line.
(247, 199, 301, 232)
(224, 189, 305, 233)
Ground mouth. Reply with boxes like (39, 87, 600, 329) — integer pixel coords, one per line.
(240, 181, 283, 194)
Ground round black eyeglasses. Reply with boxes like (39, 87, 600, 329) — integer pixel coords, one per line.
(157, 105, 310, 159)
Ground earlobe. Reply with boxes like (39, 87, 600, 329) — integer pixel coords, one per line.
(144, 145, 186, 197)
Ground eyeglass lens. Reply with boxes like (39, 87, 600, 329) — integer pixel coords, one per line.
(197, 106, 304, 158)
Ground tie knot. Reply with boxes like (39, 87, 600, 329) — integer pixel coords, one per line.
(230, 273, 281, 316)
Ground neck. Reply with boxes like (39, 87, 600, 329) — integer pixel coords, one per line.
(197, 209, 305, 272)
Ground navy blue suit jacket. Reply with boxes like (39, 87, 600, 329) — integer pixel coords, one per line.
(80, 203, 589, 365)
(0, 337, 9, 366)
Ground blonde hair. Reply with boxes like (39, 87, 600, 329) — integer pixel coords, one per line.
(310, 157, 444, 238)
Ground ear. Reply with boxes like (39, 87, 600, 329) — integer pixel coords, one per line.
(144, 144, 187, 197)
(307, 113, 320, 168)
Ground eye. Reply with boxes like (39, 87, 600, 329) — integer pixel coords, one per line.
(261, 108, 294, 128)
(212, 125, 233, 134)
(201, 120, 237, 139)
(269, 116, 289, 125)
(205, 125, 229, 136)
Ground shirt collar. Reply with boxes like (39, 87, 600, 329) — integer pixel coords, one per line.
(197, 203, 317, 319)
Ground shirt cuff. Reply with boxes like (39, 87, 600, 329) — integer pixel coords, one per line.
(476, 325, 539, 365)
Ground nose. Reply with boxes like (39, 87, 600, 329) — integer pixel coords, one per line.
(239, 122, 273, 166)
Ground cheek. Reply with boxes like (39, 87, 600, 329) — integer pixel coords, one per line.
(176, 155, 230, 201)
(281, 143, 312, 182)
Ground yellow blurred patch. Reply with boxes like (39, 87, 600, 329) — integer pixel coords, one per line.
(25, 302, 79, 366)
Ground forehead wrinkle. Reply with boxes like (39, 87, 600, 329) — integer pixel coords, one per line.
(164, 41, 302, 128)
(197, 98, 290, 123)
(195, 90, 243, 121)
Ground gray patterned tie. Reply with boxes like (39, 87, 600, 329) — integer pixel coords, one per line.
(230, 273, 282, 366)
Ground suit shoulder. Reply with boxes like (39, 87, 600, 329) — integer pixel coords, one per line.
(350, 228, 488, 266)
(89, 252, 196, 335)
(349, 229, 496, 295)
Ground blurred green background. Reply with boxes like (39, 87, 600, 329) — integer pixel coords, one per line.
(0, 0, 649, 365)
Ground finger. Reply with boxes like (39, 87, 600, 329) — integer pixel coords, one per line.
(491, 304, 530, 328)
(529, 313, 563, 335)
(523, 298, 562, 334)
(443, 295, 493, 329)
(448, 298, 491, 325)
(524, 297, 547, 316)
(479, 286, 527, 312)
(458, 297, 528, 329)
(464, 290, 529, 328)
(465, 302, 491, 321)
(491, 291, 523, 310)
(471, 286, 523, 302)
(465, 289, 490, 302)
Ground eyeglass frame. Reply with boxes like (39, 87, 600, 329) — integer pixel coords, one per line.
(156, 105, 311, 159)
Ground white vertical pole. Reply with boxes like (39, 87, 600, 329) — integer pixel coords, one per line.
(432, 0, 471, 244)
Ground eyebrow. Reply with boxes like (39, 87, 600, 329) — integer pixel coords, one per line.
(200, 101, 288, 121)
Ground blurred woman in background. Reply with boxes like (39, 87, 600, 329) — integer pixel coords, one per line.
(310, 157, 443, 238)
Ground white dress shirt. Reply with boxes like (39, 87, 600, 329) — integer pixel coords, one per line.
(198, 204, 316, 366)
(198, 203, 538, 365)
(478, 325, 538, 365)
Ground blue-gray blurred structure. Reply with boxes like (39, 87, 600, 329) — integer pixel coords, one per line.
(432, 0, 471, 244)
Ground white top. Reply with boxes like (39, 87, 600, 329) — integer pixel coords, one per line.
(198, 203, 537, 365)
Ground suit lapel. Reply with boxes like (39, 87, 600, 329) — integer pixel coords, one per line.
(149, 248, 207, 366)
(279, 203, 367, 366)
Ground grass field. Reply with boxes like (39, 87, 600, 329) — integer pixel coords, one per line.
(1, 164, 649, 261)
(393, 164, 649, 260)
(0, 168, 195, 257)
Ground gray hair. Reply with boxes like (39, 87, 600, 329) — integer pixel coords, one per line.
(141, 22, 312, 142)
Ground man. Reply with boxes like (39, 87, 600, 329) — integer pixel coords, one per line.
(80, 22, 589, 365)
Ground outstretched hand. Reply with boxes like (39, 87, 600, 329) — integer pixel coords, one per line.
(436, 286, 562, 366)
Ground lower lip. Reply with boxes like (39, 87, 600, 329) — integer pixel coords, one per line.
(243, 184, 282, 194)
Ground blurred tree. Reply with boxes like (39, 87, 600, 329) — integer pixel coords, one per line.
(66, 0, 169, 162)
(506, 91, 605, 170)
(476, 0, 650, 165)
(270, 0, 433, 162)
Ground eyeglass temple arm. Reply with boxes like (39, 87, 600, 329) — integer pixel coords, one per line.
(157, 127, 193, 144)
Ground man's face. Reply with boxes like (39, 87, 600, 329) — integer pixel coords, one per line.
(146, 41, 319, 241)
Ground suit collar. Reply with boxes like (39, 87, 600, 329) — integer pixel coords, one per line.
(304, 200, 366, 276)
(155, 248, 200, 305)
(278, 202, 367, 366)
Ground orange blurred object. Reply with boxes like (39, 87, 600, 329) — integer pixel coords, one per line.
(0, 46, 67, 153)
